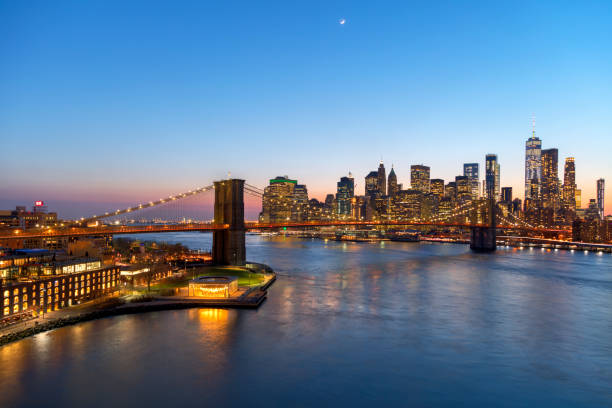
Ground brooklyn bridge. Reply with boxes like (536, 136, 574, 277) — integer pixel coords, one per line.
(0, 178, 579, 264)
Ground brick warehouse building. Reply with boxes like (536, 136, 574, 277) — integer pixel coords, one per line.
(2, 263, 120, 320)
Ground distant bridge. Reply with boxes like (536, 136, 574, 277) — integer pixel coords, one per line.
(0, 179, 574, 263)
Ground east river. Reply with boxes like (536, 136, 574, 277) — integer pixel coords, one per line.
(1, 233, 611, 407)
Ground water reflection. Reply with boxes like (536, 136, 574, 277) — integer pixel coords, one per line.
(1, 235, 611, 407)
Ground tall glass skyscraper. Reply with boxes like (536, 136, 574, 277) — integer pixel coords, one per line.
(377, 161, 386, 196)
(485, 154, 500, 201)
(463, 163, 479, 199)
(525, 130, 542, 200)
(597, 178, 605, 218)
(387, 166, 398, 196)
(562, 157, 576, 210)
(336, 173, 355, 216)
(541, 148, 559, 209)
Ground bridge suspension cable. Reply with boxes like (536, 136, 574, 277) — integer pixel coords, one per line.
(244, 184, 263, 198)
(79, 184, 214, 223)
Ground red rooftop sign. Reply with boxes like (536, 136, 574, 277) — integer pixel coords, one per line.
(34, 201, 44, 207)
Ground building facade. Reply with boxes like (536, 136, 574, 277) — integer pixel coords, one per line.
(597, 178, 605, 219)
(336, 174, 355, 217)
(541, 148, 559, 210)
(2, 264, 120, 319)
(485, 154, 500, 201)
(259, 176, 309, 223)
(410, 165, 430, 193)
(463, 163, 480, 199)
(562, 157, 576, 211)
(430, 179, 444, 198)
(525, 131, 542, 201)
(387, 167, 398, 197)
(377, 162, 386, 196)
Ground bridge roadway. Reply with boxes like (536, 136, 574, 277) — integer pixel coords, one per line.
(0, 221, 569, 240)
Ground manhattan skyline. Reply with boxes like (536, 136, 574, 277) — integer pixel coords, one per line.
(1, 1, 611, 218)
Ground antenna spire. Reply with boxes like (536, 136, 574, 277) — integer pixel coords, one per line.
(531, 114, 536, 137)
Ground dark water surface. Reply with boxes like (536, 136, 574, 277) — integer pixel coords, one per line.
(1, 233, 611, 407)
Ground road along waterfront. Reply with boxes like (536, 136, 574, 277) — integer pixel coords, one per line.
(1, 233, 611, 408)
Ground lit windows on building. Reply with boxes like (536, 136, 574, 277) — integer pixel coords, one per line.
(410, 165, 430, 193)
(597, 179, 605, 219)
(485, 154, 500, 201)
(0, 266, 120, 321)
(365, 171, 379, 199)
(541, 148, 559, 210)
(430, 179, 444, 198)
(525, 130, 542, 200)
(336, 174, 355, 217)
(259, 176, 306, 223)
(387, 167, 398, 197)
(562, 157, 577, 211)
(463, 163, 480, 199)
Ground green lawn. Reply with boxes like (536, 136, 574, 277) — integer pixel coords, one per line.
(151, 266, 265, 291)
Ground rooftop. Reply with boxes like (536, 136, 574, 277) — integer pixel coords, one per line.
(190, 276, 237, 284)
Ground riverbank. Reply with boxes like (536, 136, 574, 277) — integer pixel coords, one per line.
(0, 266, 276, 347)
(269, 233, 612, 254)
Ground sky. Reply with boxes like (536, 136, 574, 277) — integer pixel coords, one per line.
(1, 0, 611, 219)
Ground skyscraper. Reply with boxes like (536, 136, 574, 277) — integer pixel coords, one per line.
(501, 187, 512, 203)
(455, 176, 472, 202)
(336, 174, 355, 217)
(410, 165, 430, 193)
(292, 184, 309, 222)
(260, 176, 297, 223)
(430, 179, 444, 198)
(377, 161, 386, 196)
(525, 127, 542, 201)
(597, 178, 605, 218)
(485, 154, 500, 201)
(463, 163, 480, 199)
(562, 157, 576, 211)
(541, 148, 559, 209)
(365, 171, 379, 198)
(387, 166, 398, 196)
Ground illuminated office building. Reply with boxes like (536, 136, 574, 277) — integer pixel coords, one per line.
(336, 174, 355, 217)
(291, 184, 309, 222)
(455, 176, 472, 203)
(410, 165, 430, 193)
(445, 181, 457, 201)
(501, 187, 512, 203)
(485, 154, 500, 201)
(365, 171, 379, 199)
(377, 161, 387, 196)
(430, 179, 444, 198)
(463, 163, 480, 199)
(391, 189, 422, 220)
(541, 149, 559, 209)
(575, 189, 582, 209)
(597, 179, 605, 218)
(562, 157, 576, 211)
(525, 129, 542, 200)
(260, 176, 306, 223)
(387, 166, 398, 196)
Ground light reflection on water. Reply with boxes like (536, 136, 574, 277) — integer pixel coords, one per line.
(1, 234, 611, 407)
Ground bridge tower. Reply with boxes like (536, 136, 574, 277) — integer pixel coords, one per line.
(470, 198, 497, 252)
(212, 179, 246, 265)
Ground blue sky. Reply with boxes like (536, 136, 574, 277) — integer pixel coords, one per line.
(1, 0, 611, 219)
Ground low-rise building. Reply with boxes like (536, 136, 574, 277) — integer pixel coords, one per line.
(188, 276, 238, 298)
(1, 264, 120, 320)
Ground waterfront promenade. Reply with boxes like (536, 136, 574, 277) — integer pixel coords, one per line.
(0, 272, 275, 346)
